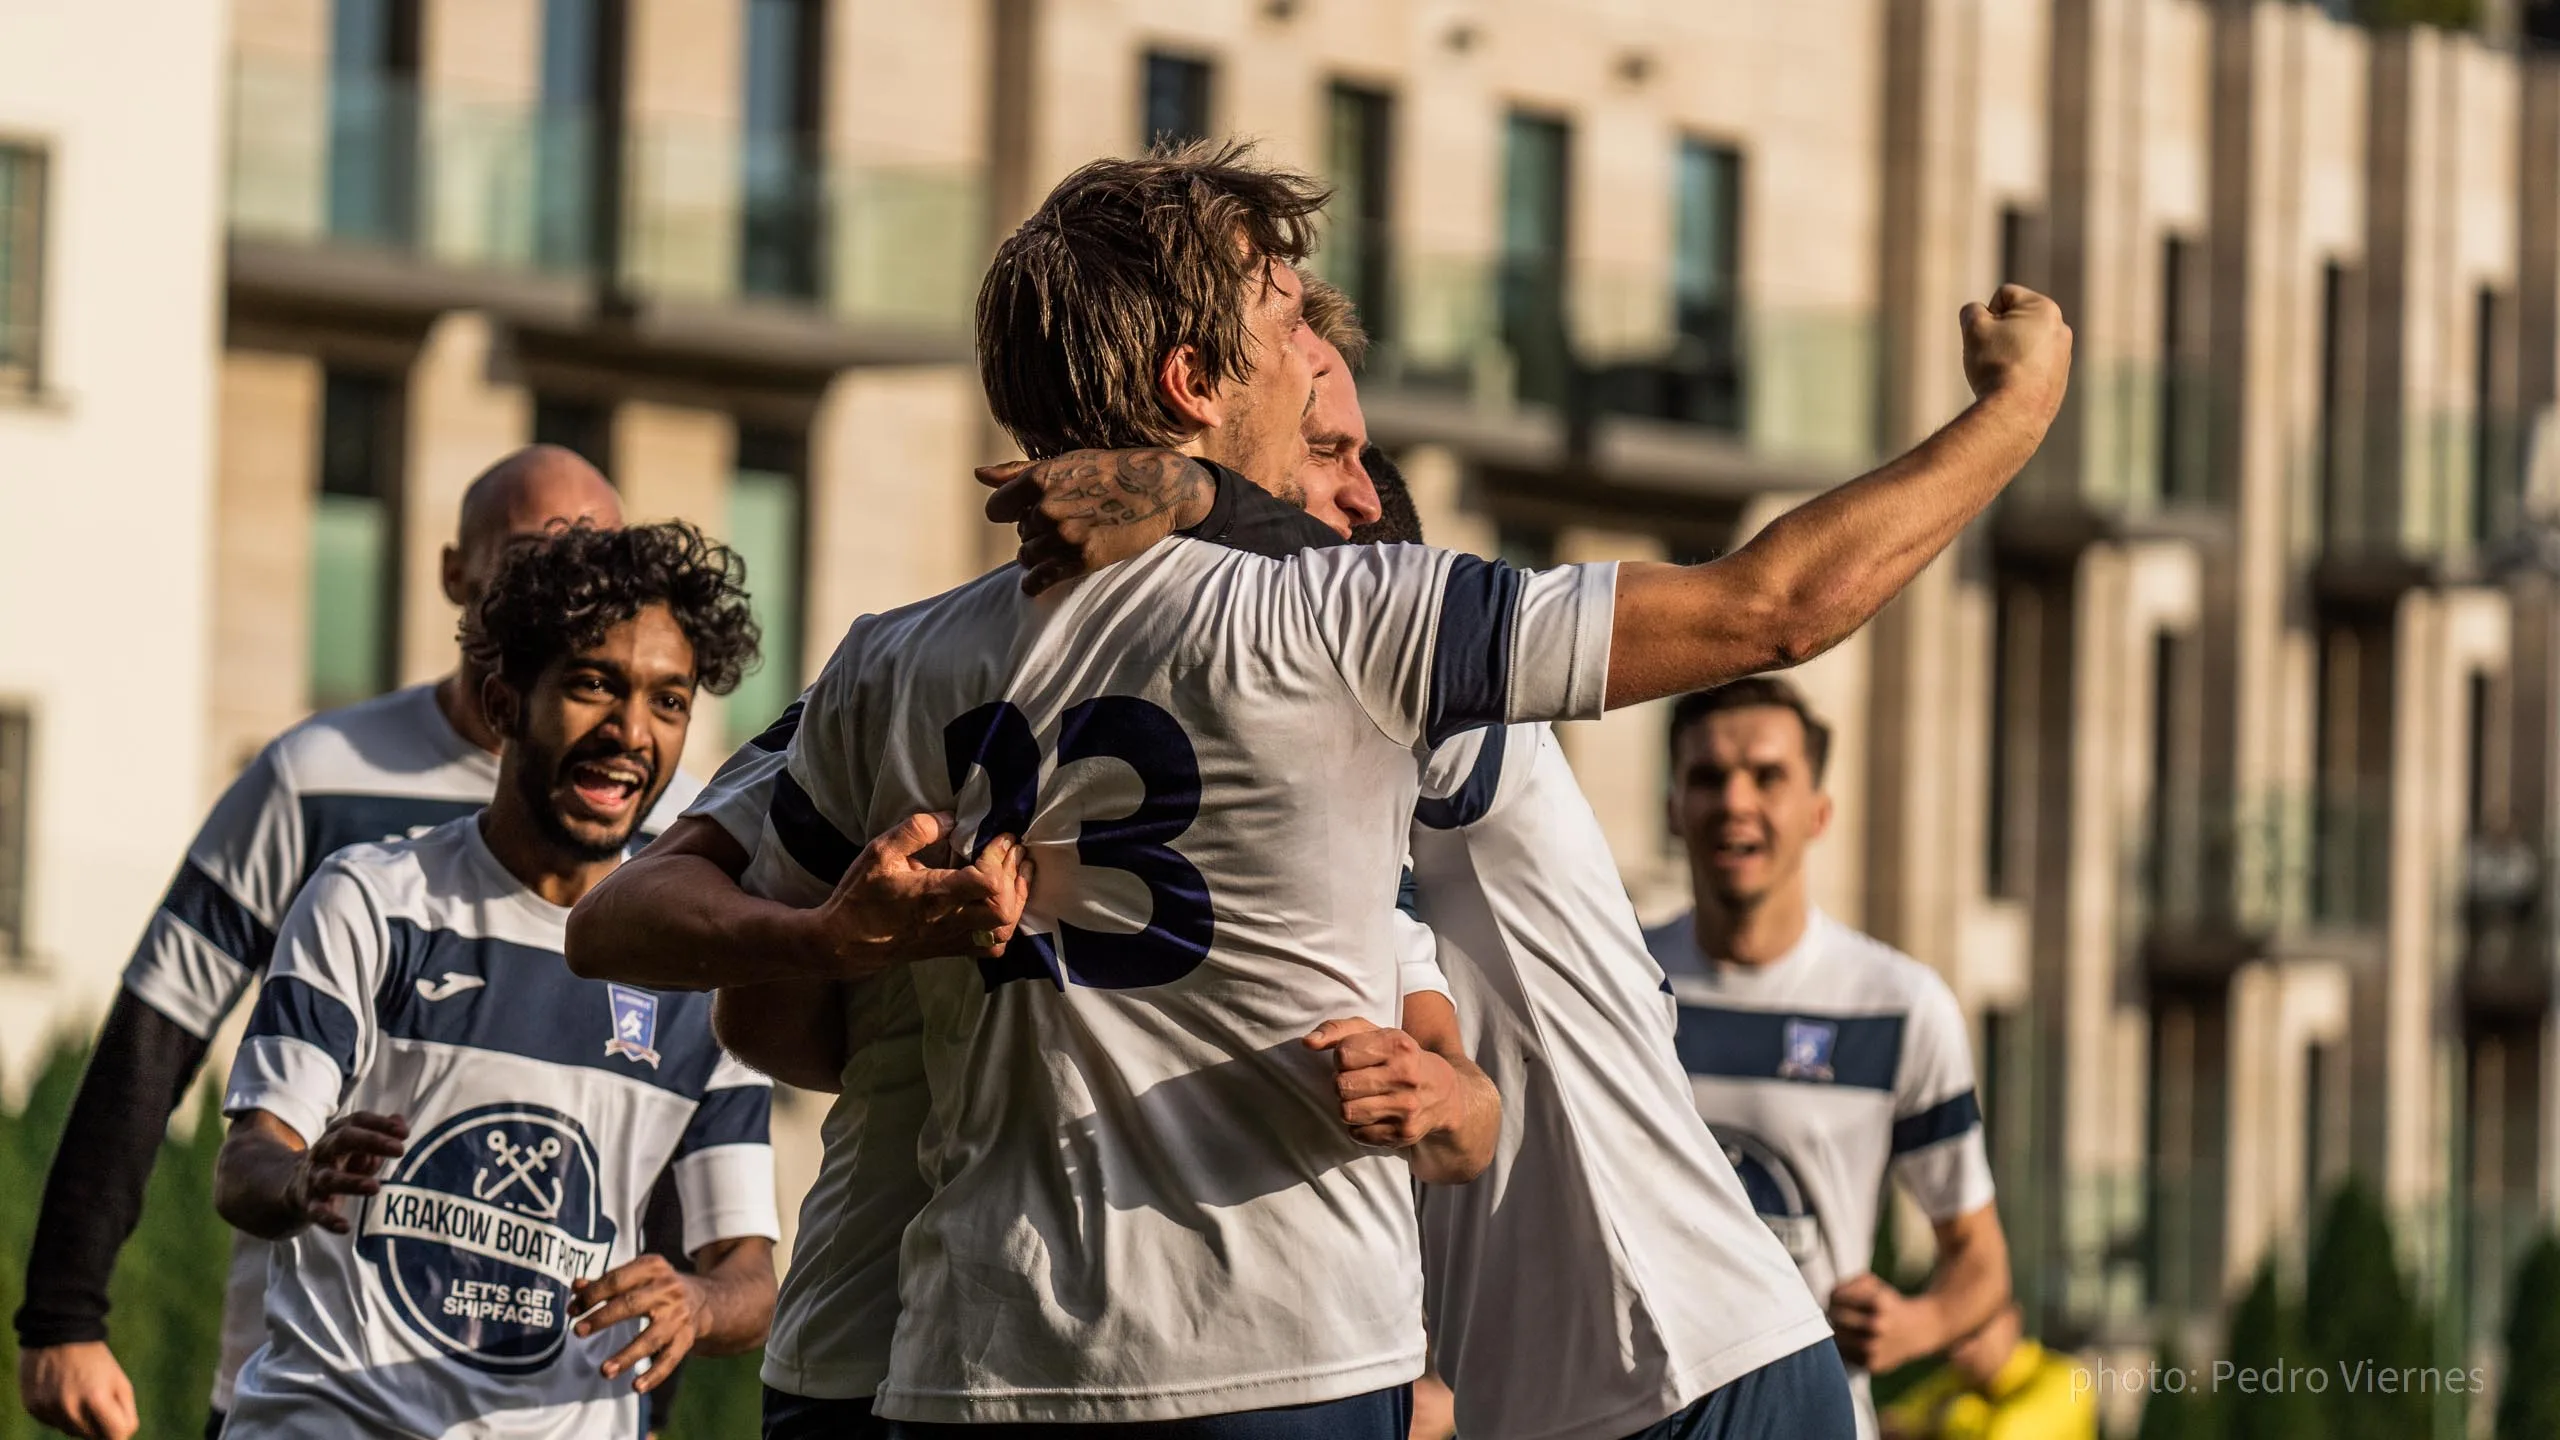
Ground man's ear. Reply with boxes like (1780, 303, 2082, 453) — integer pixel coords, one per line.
(441, 544, 468, 608)
(480, 672, 521, 740)
(1155, 344, 1224, 433)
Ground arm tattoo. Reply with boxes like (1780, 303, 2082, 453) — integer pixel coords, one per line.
(1040, 450, 1211, 528)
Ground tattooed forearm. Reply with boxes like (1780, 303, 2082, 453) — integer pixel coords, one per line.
(1033, 450, 1213, 529)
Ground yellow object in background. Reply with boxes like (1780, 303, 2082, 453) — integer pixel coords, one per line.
(1881, 1336, 2097, 1440)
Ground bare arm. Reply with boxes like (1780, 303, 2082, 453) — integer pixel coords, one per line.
(1604, 287, 2072, 708)
(1827, 1203, 2012, 1373)
(1394, 991, 1500, 1184)
(565, 813, 1030, 991)
(213, 1109, 410, 1242)
(571, 1234, 777, 1395)
(713, 981, 850, 1093)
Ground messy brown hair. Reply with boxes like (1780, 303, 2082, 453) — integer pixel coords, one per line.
(977, 139, 1331, 458)
(1669, 676, 1835, 785)
(1297, 269, 1369, 370)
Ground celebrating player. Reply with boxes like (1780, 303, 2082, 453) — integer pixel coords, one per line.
(11, 446, 725, 1440)
(571, 138, 2068, 1438)
(211, 521, 780, 1439)
(1646, 679, 2014, 1440)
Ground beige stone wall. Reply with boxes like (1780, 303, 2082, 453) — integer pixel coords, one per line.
(210, 351, 325, 781)
(398, 315, 534, 689)
(613, 401, 739, 778)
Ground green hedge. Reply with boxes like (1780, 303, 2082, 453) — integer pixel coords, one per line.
(0, 1038, 765, 1439)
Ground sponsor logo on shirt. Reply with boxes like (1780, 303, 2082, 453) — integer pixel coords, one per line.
(1712, 1125, 1826, 1271)
(357, 1103, 618, 1372)
(604, 985, 661, 1068)
(414, 973, 486, 1003)
(1777, 1018, 1838, 1082)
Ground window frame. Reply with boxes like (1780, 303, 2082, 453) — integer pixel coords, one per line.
(0, 138, 51, 398)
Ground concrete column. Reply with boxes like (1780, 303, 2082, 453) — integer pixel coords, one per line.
(2223, 958, 2352, 1289)
(614, 400, 736, 776)
(211, 350, 325, 790)
(399, 313, 534, 689)
(805, 365, 985, 673)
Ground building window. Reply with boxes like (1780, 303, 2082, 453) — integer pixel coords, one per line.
(533, 394, 612, 473)
(1984, 579, 2038, 900)
(2477, 286, 2519, 547)
(0, 144, 45, 395)
(309, 371, 403, 710)
(1141, 52, 1214, 150)
(534, 0, 618, 274)
(1322, 83, 1394, 347)
(740, 0, 824, 300)
(1666, 137, 1743, 431)
(1997, 205, 2042, 293)
(0, 708, 26, 960)
(2317, 261, 2362, 549)
(2160, 235, 2211, 505)
(326, 0, 421, 247)
(1500, 111, 1571, 409)
(729, 430, 806, 746)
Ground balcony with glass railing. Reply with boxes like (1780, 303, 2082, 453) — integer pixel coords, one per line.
(2458, 832, 2555, 1019)
(2133, 782, 2396, 975)
(226, 51, 984, 344)
(1342, 247, 1874, 471)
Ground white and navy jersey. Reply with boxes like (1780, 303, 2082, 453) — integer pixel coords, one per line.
(220, 817, 778, 1440)
(1646, 910, 1996, 1437)
(750, 541, 1615, 1424)
(680, 708, 935, 1403)
(1407, 726, 1834, 1440)
(113, 682, 701, 1409)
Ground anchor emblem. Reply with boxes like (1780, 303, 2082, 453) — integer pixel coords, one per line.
(472, 1131, 565, 1219)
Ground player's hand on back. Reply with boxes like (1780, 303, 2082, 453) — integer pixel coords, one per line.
(801, 811, 1034, 977)
(1958, 284, 2073, 419)
(17, 1341, 138, 1440)
(1305, 1018, 1466, 1152)
(286, 1111, 410, 1235)
(977, 449, 1216, 596)
(1826, 1271, 1929, 1374)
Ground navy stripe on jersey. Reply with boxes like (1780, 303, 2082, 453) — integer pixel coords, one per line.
(374, 921, 725, 1099)
(771, 770, 860, 885)
(748, 700, 805, 754)
(1672, 1005, 1906, 1093)
(677, 1084, 773, 1156)
(299, 794, 484, 889)
(1414, 726, 1508, 831)
(162, 861, 279, 971)
(245, 975, 360, 1076)
(1426, 557, 1524, 746)
(1891, 1089, 1983, 1156)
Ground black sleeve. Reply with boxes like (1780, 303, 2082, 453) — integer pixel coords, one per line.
(13, 990, 211, 1349)
(1180, 460, 1346, 561)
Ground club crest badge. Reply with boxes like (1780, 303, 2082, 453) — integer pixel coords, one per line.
(604, 984, 661, 1068)
(1777, 1018, 1838, 1082)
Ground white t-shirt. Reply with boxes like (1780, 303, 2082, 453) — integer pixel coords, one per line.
(1407, 726, 1834, 1440)
(116, 682, 701, 1410)
(745, 542, 1616, 1423)
(682, 716, 936, 1404)
(220, 817, 777, 1440)
(1645, 909, 1996, 1439)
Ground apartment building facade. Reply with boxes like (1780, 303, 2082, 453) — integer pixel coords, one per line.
(3, 0, 2557, 1388)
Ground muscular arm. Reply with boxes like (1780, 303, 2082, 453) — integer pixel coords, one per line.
(14, 992, 208, 1350)
(1395, 991, 1499, 1184)
(713, 981, 849, 1093)
(565, 813, 1028, 991)
(1604, 289, 2069, 707)
(1915, 1204, 2011, 1356)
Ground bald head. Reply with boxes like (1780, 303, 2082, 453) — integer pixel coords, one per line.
(443, 444, 623, 611)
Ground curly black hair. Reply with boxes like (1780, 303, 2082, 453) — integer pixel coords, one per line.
(461, 520, 762, 699)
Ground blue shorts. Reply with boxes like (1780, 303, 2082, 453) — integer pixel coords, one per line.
(763, 1386, 894, 1440)
(890, 1384, 1412, 1439)
(1627, 1339, 1856, 1440)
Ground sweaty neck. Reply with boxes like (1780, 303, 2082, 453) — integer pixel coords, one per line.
(435, 666, 505, 757)
(1689, 876, 1812, 968)
(476, 800, 619, 910)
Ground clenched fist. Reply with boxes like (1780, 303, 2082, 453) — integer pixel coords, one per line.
(1959, 284, 2073, 421)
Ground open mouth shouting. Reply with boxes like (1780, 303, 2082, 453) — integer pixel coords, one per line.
(560, 752, 653, 827)
(1709, 830, 1769, 872)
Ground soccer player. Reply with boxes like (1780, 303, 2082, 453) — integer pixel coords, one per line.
(10, 446, 712, 1440)
(1645, 679, 2014, 1440)
(212, 521, 781, 1438)
(572, 138, 2068, 1438)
